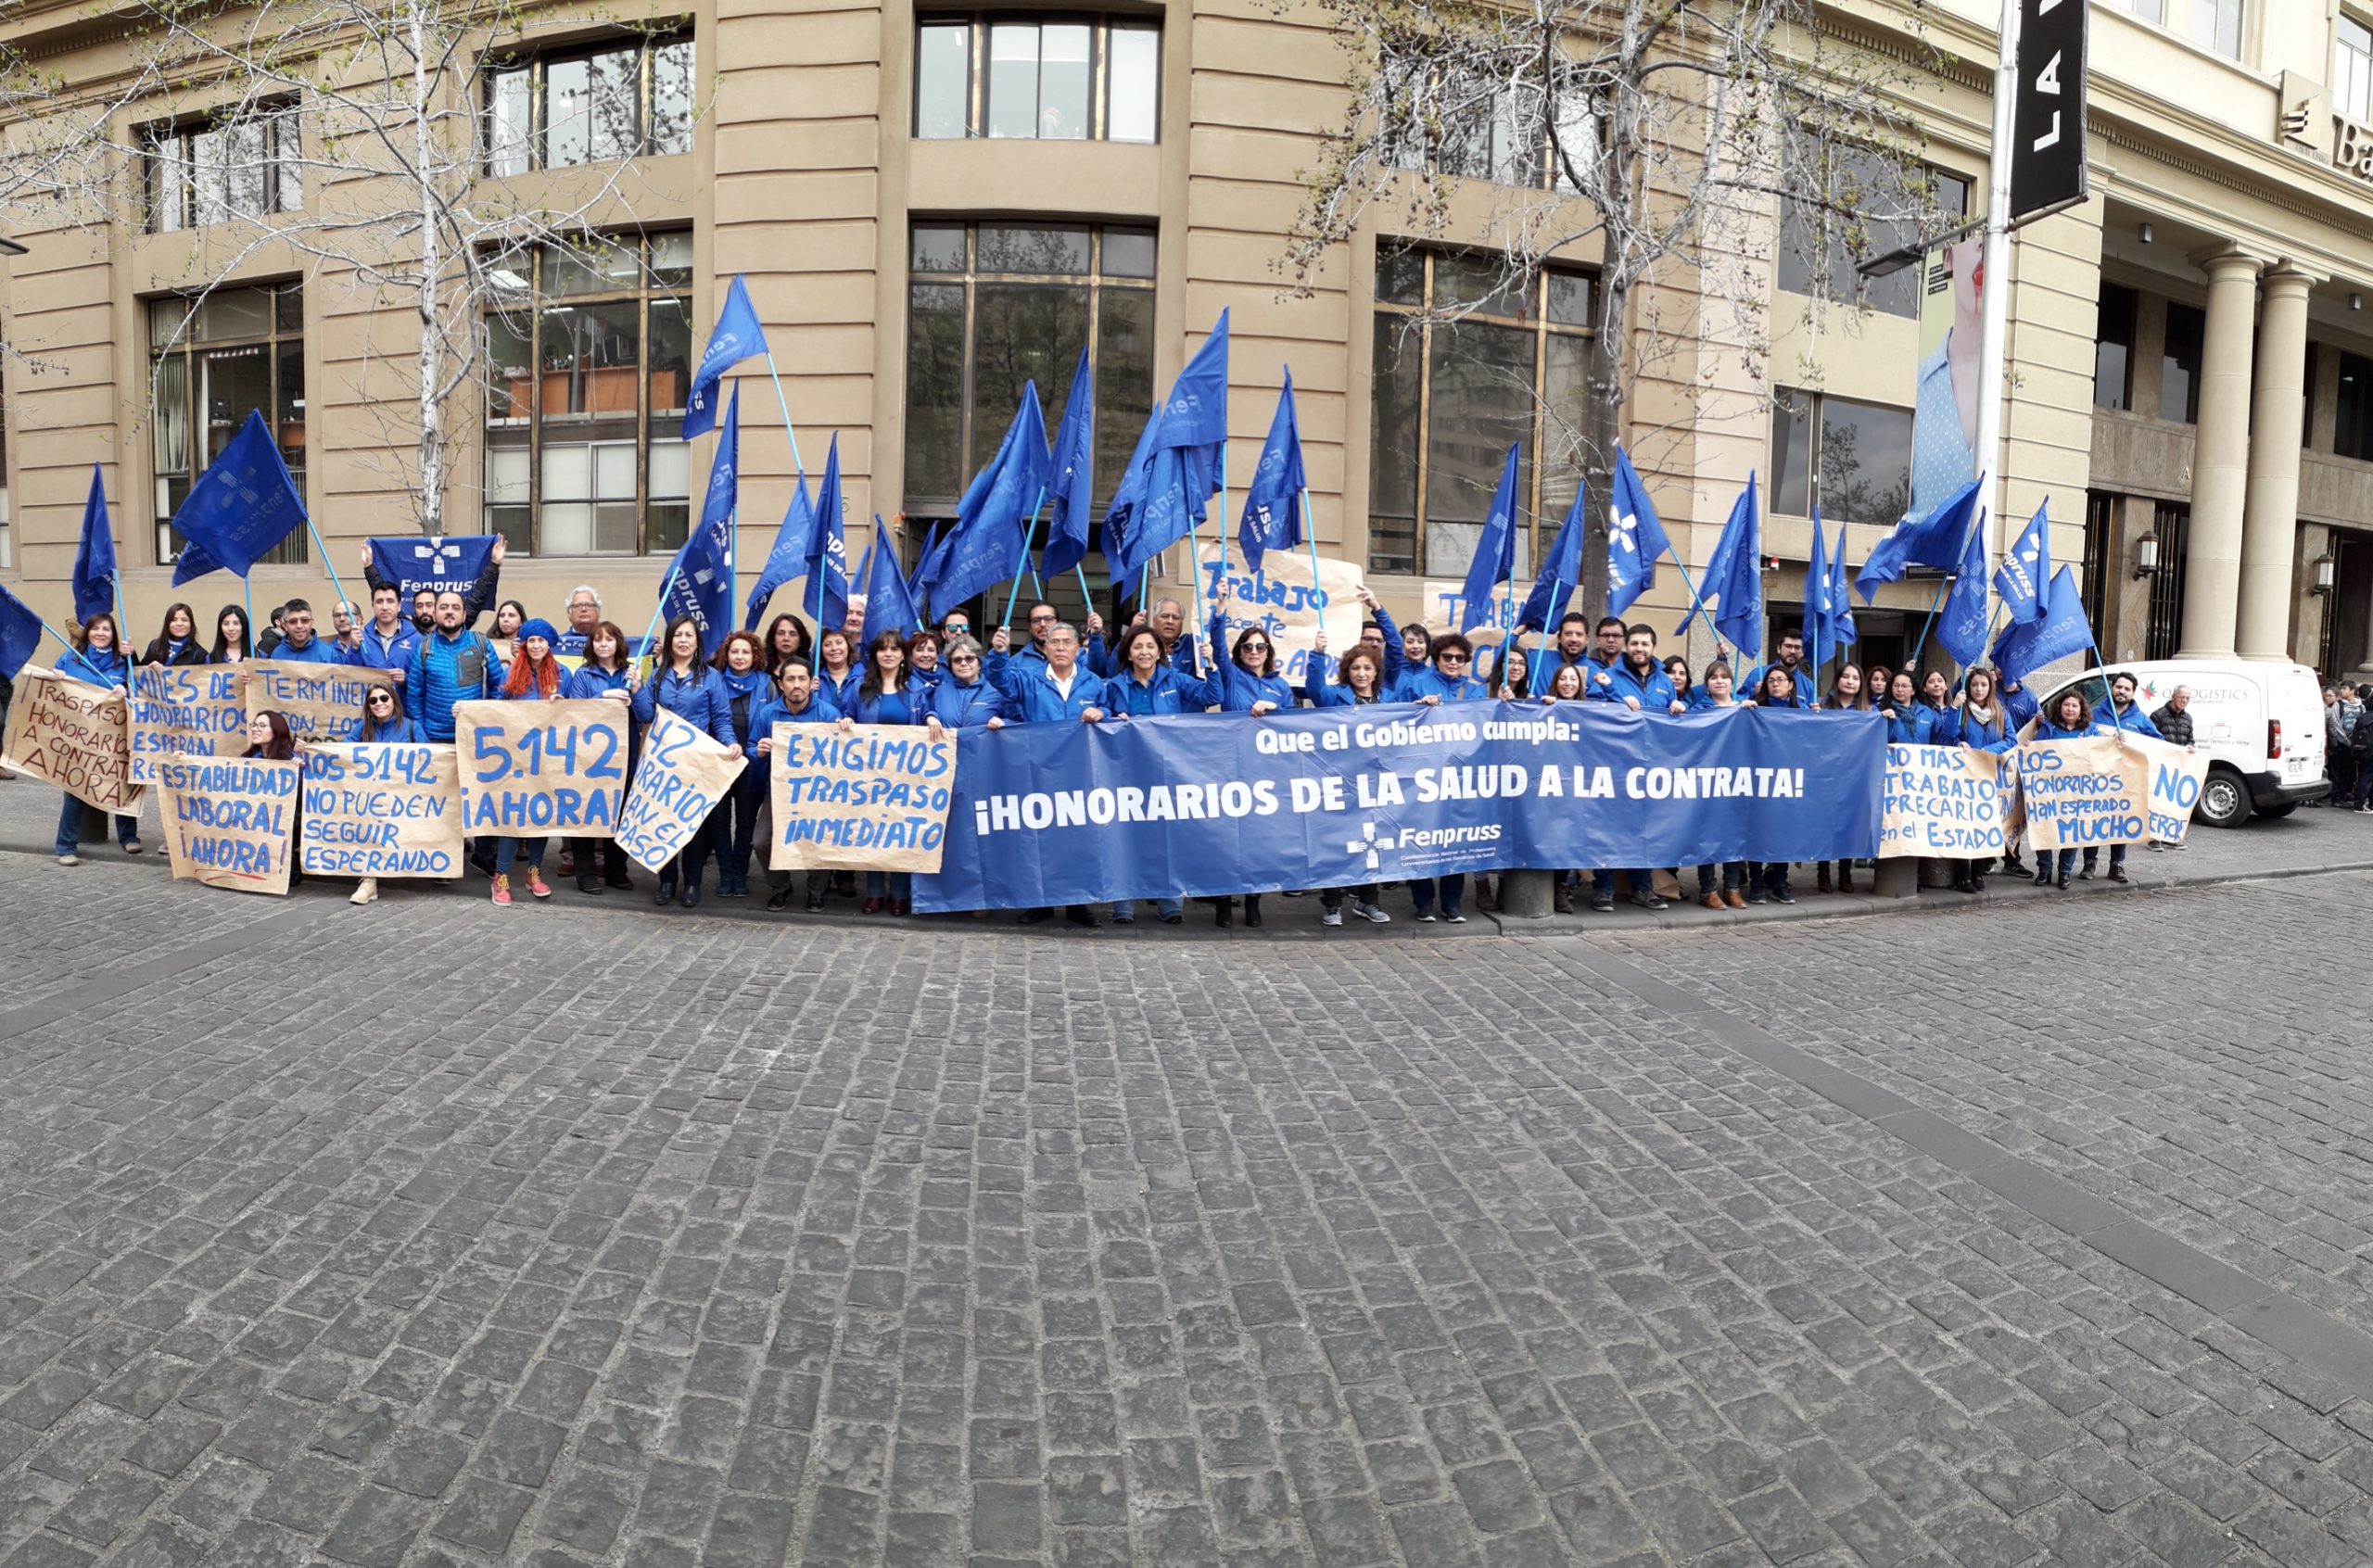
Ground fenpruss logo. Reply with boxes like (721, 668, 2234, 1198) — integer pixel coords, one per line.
(1346, 819, 1398, 872)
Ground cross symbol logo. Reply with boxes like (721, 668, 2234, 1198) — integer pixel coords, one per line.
(1608, 504, 1640, 559)
(2019, 542, 2039, 564)
(1344, 819, 1396, 873)
(410, 538, 464, 572)
(692, 567, 716, 588)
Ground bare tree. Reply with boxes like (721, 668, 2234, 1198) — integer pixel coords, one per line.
(1284, 0, 1953, 613)
(0, 0, 704, 538)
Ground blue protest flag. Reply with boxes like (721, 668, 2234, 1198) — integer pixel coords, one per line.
(684, 275, 767, 441)
(1827, 517, 1858, 651)
(743, 476, 815, 631)
(1042, 348, 1096, 581)
(170, 411, 306, 584)
(860, 517, 921, 645)
(1936, 509, 1992, 667)
(1991, 564, 2094, 687)
(931, 386, 1048, 618)
(654, 485, 736, 659)
(908, 521, 942, 614)
(368, 535, 498, 601)
(0, 579, 44, 681)
(1237, 372, 1308, 573)
(1457, 445, 1521, 633)
(1104, 311, 1229, 580)
(1517, 483, 1585, 635)
(1804, 506, 1835, 678)
(1995, 500, 2050, 625)
(807, 436, 850, 633)
(1856, 474, 1981, 603)
(1606, 448, 1672, 618)
(70, 466, 117, 625)
(697, 385, 740, 569)
(1701, 474, 1764, 658)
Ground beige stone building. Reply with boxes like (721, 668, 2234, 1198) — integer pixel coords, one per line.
(1, 0, 2370, 686)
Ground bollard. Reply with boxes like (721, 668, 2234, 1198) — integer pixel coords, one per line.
(1498, 868, 1556, 917)
(1872, 859, 1920, 899)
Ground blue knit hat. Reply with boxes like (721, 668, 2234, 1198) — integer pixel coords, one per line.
(516, 617, 560, 647)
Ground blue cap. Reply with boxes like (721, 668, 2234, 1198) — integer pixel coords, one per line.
(516, 617, 560, 647)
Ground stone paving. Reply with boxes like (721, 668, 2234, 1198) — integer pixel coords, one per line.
(5, 831, 2373, 1565)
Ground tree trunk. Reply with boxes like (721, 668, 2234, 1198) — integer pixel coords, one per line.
(1580, 272, 1626, 622)
(411, 0, 441, 537)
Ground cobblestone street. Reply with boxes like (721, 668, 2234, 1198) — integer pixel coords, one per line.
(5, 837, 2373, 1566)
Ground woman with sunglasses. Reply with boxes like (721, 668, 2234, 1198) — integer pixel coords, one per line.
(1098, 625, 1220, 925)
(1388, 632, 1490, 704)
(51, 613, 145, 866)
(924, 636, 1009, 730)
(562, 620, 641, 894)
(338, 678, 425, 904)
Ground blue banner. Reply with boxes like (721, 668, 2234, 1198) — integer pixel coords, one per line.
(368, 536, 499, 601)
(914, 702, 1884, 912)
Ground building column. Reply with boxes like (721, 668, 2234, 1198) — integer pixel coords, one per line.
(2178, 249, 2263, 657)
(2237, 268, 2316, 660)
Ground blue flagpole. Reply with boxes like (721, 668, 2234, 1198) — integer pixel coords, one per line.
(1909, 507, 1986, 667)
(1137, 563, 1150, 616)
(243, 575, 255, 647)
(39, 619, 79, 660)
(1665, 548, 1724, 663)
(303, 516, 353, 616)
(1000, 487, 1048, 629)
(641, 566, 681, 664)
(1299, 489, 1323, 588)
(757, 352, 808, 479)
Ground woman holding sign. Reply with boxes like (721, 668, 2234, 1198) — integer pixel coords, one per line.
(210, 605, 254, 665)
(709, 631, 774, 900)
(2032, 689, 2103, 890)
(1811, 664, 1872, 894)
(485, 621, 568, 906)
(239, 710, 303, 888)
(844, 631, 928, 915)
(50, 613, 143, 866)
(632, 615, 734, 908)
(340, 680, 422, 904)
(564, 620, 640, 894)
(140, 605, 209, 668)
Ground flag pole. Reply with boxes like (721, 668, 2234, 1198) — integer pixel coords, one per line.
(1299, 488, 1323, 591)
(303, 516, 353, 614)
(1000, 488, 1048, 630)
(640, 566, 681, 663)
(1908, 505, 1987, 667)
(758, 353, 808, 479)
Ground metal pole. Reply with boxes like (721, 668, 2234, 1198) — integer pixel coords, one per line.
(1972, 0, 2023, 571)
(1000, 487, 1049, 629)
(758, 352, 808, 479)
(303, 515, 353, 613)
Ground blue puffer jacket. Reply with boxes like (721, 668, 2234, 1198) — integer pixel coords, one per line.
(57, 646, 128, 689)
(1953, 705, 2015, 753)
(403, 628, 502, 740)
(1390, 664, 1490, 703)
(631, 665, 735, 747)
(1002, 662, 1107, 725)
(1591, 661, 1677, 712)
(269, 634, 347, 665)
(1108, 664, 1221, 716)
(348, 714, 426, 744)
(926, 677, 1010, 729)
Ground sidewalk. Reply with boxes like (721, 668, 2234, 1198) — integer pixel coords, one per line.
(5, 767, 2367, 936)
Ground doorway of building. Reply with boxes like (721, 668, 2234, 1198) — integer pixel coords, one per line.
(2327, 533, 2373, 680)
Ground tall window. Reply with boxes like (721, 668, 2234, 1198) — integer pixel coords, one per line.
(1778, 164, 1971, 320)
(1368, 247, 1593, 575)
(2341, 17, 2373, 122)
(904, 222, 1156, 536)
(2145, 501, 2189, 660)
(2093, 283, 2135, 411)
(2102, 0, 2242, 58)
(150, 285, 307, 565)
(2161, 301, 2204, 424)
(142, 106, 302, 234)
(485, 32, 694, 175)
(1770, 389, 1912, 525)
(483, 234, 692, 555)
(1383, 73, 1595, 191)
(2335, 350, 2373, 461)
(2081, 491, 2113, 636)
(913, 16, 1159, 142)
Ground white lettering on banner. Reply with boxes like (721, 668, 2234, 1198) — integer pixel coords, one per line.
(1877, 744, 2010, 857)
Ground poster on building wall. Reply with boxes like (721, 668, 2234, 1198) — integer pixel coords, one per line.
(1910, 239, 1983, 523)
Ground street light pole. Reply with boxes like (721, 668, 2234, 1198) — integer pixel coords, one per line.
(1973, 0, 2024, 569)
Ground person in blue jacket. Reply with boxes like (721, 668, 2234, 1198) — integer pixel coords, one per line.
(706, 630, 774, 902)
(1737, 665, 1808, 905)
(2032, 688, 2106, 889)
(2081, 670, 2163, 884)
(632, 615, 736, 909)
(1589, 625, 1684, 714)
(1948, 667, 2015, 895)
(1662, 655, 1694, 710)
(1739, 633, 1818, 710)
(907, 630, 945, 706)
(1204, 611, 1298, 928)
(1100, 625, 1222, 927)
(1302, 634, 1396, 926)
(561, 620, 640, 894)
(484, 620, 571, 906)
(844, 630, 930, 916)
(209, 604, 254, 665)
(51, 613, 143, 866)
(998, 621, 1105, 929)
(1679, 663, 1749, 909)
(1878, 670, 1932, 745)
(1999, 673, 2040, 730)
(812, 628, 863, 718)
(926, 637, 1011, 731)
(264, 600, 346, 664)
(1918, 668, 1959, 738)
(996, 600, 1108, 686)
(751, 658, 842, 913)
(403, 592, 503, 741)
(137, 603, 209, 667)
(1390, 632, 1491, 705)
(351, 584, 420, 684)
(338, 677, 425, 906)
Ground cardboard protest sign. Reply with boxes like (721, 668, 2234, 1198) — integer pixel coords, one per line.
(2135, 734, 2212, 844)
(1876, 744, 2009, 859)
(130, 664, 247, 783)
(1, 667, 144, 812)
(1199, 544, 1364, 685)
(298, 743, 465, 878)
(243, 659, 387, 744)
(2017, 734, 2150, 852)
(157, 756, 299, 895)
(451, 698, 628, 838)
(616, 709, 748, 872)
(769, 721, 956, 872)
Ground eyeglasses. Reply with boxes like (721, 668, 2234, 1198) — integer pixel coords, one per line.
(1241, 642, 1270, 653)
(368, 694, 396, 706)
(950, 653, 980, 664)
(1438, 652, 1470, 664)
(1029, 613, 1056, 625)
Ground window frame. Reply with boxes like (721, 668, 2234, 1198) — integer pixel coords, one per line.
(2093, 282, 2136, 412)
(1366, 246, 1597, 576)
(1776, 162, 1972, 321)
(2341, 15, 2373, 123)
(911, 12, 1161, 144)
(1381, 69, 1598, 193)
(1768, 386, 1914, 527)
(147, 283, 309, 566)
(480, 233, 693, 558)
(482, 29, 696, 176)
(140, 103, 303, 234)
(2161, 300, 2205, 424)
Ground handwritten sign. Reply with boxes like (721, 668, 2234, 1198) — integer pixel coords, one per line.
(130, 664, 247, 783)
(451, 698, 627, 838)
(243, 659, 385, 744)
(2135, 734, 2212, 844)
(2017, 735, 2149, 852)
(769, 722, 955, 872)
(615, 709, 749, 872)
(1877, 744, 2009, 858)
(298, 743, 465, 878)
(1199, 545, 1364, 684)
(158, 756, 299, 895)
(1, 667, 143, 812)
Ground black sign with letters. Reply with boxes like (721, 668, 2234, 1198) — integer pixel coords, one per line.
(2010, 0, 2087, 221)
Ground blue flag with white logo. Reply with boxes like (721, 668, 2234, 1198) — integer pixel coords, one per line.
(0, 579, 44, 681)
(806, 436, 850, 633)
(743, 474, 815, 631)
(1856, 474, 1980, 604)
(1827, 516, 1858, 651)
(368, 535, 499, 601)
(1457, 445, 1521, 633)
(656, 388, 738, 655)
(684, 275, 767, 441)
(1995, 500, 2050, 626)
(1936, 508, 1991, 667)
(70, 466, 116, 625)
(1992, 564, 2094, 687)
(1701, 474, 1764, 658)
(170, 410, 307, 585)
(1518, 483, 1585, 635)
(1105, 311, 1229, 580)
(1043, 348, 1096, 581)
(1606, 447, 1671, 618)
(1237, 373, 1308, 573)
(908, 521, 942, 613)
(862, 516, 923, 644)
(1804, 507, 1836, 679)
(932, 386, 1048, 619)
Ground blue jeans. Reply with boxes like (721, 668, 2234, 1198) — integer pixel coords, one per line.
(1695, 863, 1745, 894)
(717, 782, 764, 881)
(1110, 896, 1183, 921)
(1410, 875, 1466, 916)
(56, 794, 136, 856)
(1591, 869, 1654, 899)
(496, 836, 546, 873)
(2080, 842, 2126, 871)
(864, 871, 912, 901)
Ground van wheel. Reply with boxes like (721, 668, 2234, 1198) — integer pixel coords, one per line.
(2197, 766, 2250, 828)
(2257, 802, 2298, 819)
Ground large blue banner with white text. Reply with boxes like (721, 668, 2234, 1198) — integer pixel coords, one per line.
(915, 702, 1884, 912)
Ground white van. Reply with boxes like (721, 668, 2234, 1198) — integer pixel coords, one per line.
(2036, 658, 2329, 828)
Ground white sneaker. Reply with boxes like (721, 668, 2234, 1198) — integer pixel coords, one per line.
(1353, 901, 1391, 924)
(1320, 908, 1343, 927)
(57, 854, 80, 866)
(349, 878, 379, 905)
